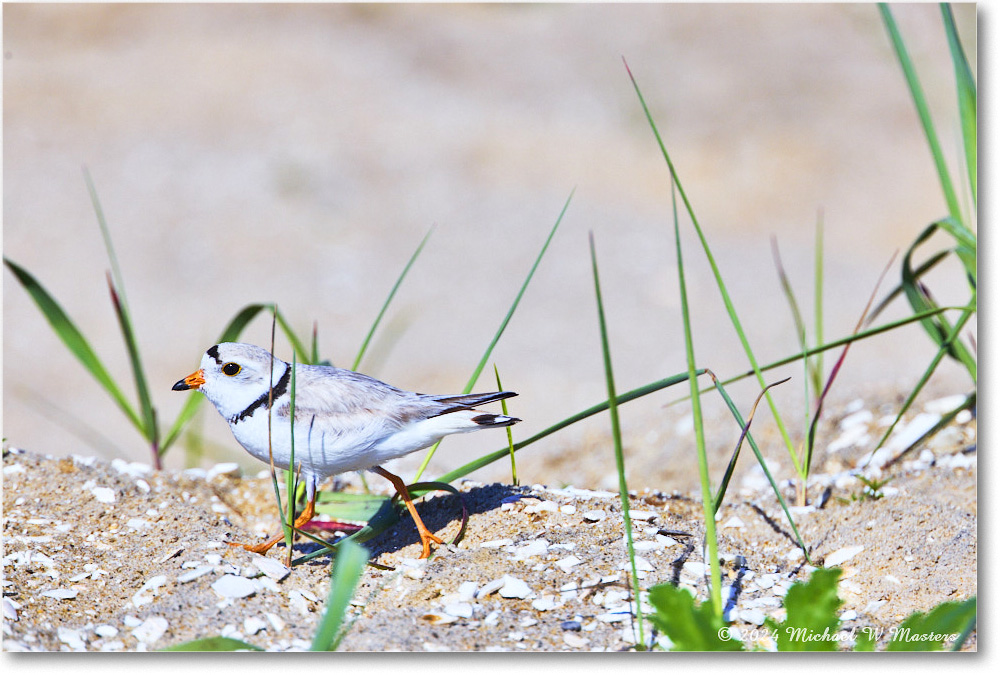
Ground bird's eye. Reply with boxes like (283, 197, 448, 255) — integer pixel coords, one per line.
(222, 362, 241, 377)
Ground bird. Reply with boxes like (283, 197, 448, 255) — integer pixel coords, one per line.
(172, 342, 519, 558)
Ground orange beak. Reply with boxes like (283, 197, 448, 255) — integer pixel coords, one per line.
(172, 369, 205, 391)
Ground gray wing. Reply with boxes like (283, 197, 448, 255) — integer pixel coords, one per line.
(277, 364, 516, 427)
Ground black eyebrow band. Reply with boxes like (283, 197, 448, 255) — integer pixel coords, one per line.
(229, 363, 291, 424)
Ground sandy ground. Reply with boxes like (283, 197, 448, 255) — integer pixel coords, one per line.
(2, 393, 976, 652)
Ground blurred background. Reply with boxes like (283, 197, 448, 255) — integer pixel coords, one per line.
(3, 3, 977, 493)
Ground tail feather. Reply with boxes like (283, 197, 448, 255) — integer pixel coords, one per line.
(430, 390, 518, 417)
(470, 413, 520, 428)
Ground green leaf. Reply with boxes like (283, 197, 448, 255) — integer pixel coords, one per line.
(879, 4, 962, 224)
(941, 4, 977, 204)
(888, 597, 976, 651)
(161, 636, 263, 651)
(646, 583, 743, 651)
(310, 540, 369, 651)
(767, 567, 843, 651)
(4, 257, 143, 433)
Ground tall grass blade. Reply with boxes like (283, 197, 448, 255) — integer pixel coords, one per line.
(867, 249, 950, 324)
(352, 226, 433, 371)
(804, 254, 896, 478)
(902, 222, 976, 379)
(3, 258, 143, 432)
(813, 214, 825, 394)
(85, 169, 160, 463)
(940, 4, 977, 204)
(706, 303, 968, 393)
(310, 540, 369, 651)
(284, 352, 299, 567)
(589, 232, 645, 649)
(868, 301, 976, 460)
(623, 57, 800, 479)
(494, 365, 518, 485)
(706, 373, 808, 559)
(413, 190, 573, 480)
(669, 177, 722, 620)
(106, 272, 160, 463)
(771, 237, 816, 422)
(878, 3, 962, 223)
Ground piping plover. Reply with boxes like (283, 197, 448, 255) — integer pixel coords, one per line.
(173, 342, 519, 558)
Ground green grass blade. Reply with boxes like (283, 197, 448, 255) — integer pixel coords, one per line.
(106, 273, 159, 454)
(494, 364, 518, 485)
(464, 190, 572, 392)
(352, 226, 433, 371)
(869, 301, 976, 460)
(162, 303, 274, 452)
(771, 236, 816, 422)
(813, 214, 825, 394)
(161, 636, 263, 652)
(941, 3, 977, 204)
(902, 224, 977, 379)
(433, 372, 694, 484)
(84, 169, 160, 459)
(879, 3, 962, 222)
(867, 249, 950, 325)
(884, 391, 975, 468)
(413, 190, 573, 480)
(623, 58, 800, 480)
(4, 257, 143, 432)
(706, 373, 808, 559)
(310, 540, 369, 651)
(589, 232, 645, 649)
(709, 303, 970, 392)
(83, 167, 131, 315)
(804, 254, 896, 476)
(284, 352, 298, 566)
(669, 178, 722, 620)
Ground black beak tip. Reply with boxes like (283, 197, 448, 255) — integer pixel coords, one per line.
(172, 380, 190, 391)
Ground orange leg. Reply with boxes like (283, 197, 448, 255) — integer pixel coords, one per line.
(227, 492, 316, 556)
(372, 466, 444, 559)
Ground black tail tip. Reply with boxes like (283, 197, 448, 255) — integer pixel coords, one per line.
(471, 413, 521, 427)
